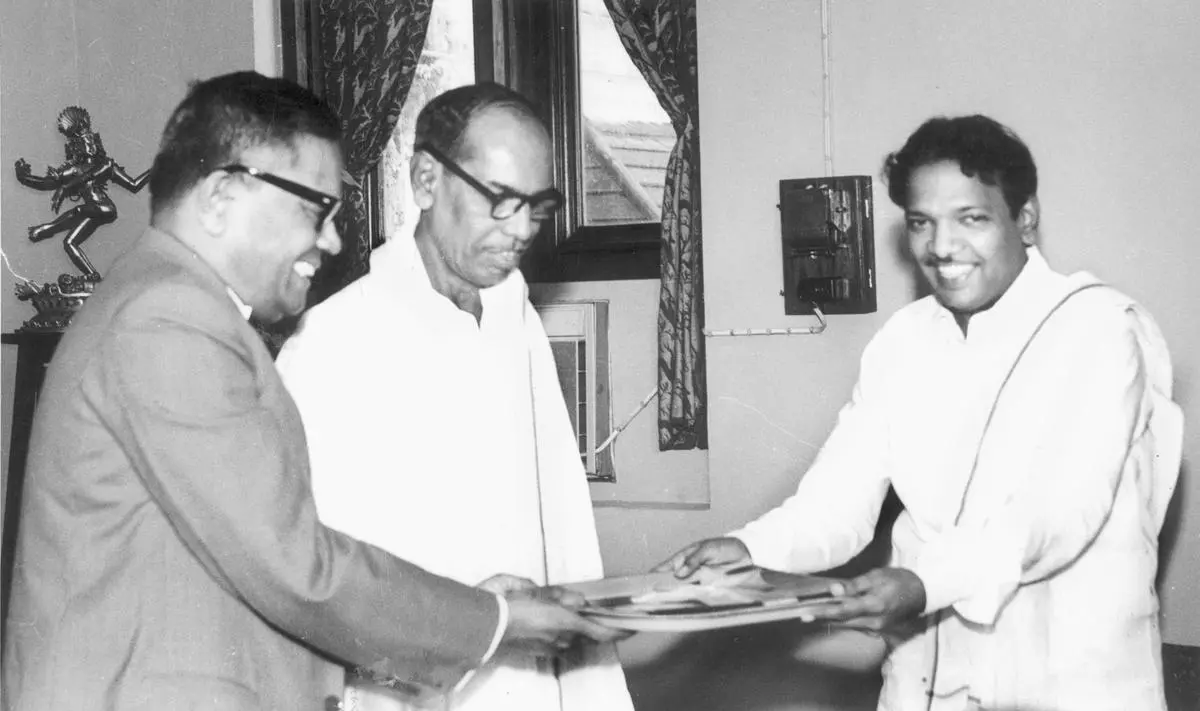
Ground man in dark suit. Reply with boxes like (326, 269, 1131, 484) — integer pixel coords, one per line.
(2, 71, 622, 711)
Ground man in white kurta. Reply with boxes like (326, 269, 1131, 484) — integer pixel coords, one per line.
(661, 115, 1181, 710)
(276, 84, 633, 711)
(733, 247, 1178, 710)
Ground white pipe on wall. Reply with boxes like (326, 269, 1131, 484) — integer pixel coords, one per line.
(821, 0, 834, 177)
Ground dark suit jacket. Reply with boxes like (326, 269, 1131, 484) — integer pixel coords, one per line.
(3, 228, 499, 711)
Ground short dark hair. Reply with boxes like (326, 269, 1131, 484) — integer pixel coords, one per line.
(413, 82, 543, 161)
(148, 71, 341, 214)
(883, 115, 1037, 218)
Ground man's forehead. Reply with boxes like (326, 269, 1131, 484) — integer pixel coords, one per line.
(460, 108, 549, 160)
(909, 162, 1001, 196)
(239, 135, 342, 165)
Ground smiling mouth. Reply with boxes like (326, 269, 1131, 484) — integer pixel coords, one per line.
(489, 247, 525, 265)
(931, 262, 974, 286)
(293, 261, 318, 280)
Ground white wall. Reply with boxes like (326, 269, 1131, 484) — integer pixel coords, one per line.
(586, 1, 1200, 683)
(0, 0, 254, 558)
(532, 280, 712, 508)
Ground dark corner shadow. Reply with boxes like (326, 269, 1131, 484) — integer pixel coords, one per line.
(529, 280, 573, 303)
(622, 621, 881, 711)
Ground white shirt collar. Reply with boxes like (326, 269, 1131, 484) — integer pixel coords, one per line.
(370, 234, 527, 320)
(932, 246, 1060, 343)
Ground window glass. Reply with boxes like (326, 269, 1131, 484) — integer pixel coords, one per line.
(578, 0, 674, 227)
(381, 0, 476, 242)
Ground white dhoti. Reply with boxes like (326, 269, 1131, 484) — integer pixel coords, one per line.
(277, 237, 633, 711)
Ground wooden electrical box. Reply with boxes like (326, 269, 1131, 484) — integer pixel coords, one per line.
(779, 175, 876, 315)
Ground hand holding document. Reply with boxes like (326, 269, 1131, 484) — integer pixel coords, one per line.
(654, 536, 754, 579)
(562, 562, 846, 632)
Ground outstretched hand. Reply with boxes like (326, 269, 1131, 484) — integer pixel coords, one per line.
(652, 537, 753, 579)
(477, 574, 590, 610)
(796, 567, 926, 633)
(499, 587, 630, 658)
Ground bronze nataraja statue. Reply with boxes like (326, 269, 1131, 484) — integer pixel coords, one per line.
(15, 106, 149, 280)
(12, 106, 149, 331)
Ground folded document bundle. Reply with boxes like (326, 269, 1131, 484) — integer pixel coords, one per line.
(564, 566, 839, 632)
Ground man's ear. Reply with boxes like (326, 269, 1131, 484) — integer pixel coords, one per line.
(196, 170, 234, 235)
(410, 150, 439, 210)
(1018, 195, 1040, 246)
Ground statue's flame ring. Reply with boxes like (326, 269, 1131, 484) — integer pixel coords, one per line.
(57, 106, 92, 135)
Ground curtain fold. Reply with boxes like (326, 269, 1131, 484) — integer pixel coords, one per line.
(314, 0, 434, 299)
(603, 0, 706, 450)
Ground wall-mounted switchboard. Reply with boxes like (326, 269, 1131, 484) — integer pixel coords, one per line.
(779, 175, 876, 316)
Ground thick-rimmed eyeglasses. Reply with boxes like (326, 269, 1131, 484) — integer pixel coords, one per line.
(220, 164, 342, 229)
(415, 143, 564, 221)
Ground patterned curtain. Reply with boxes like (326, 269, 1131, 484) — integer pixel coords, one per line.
(314, 0, 434, 299)
(603, 0, 706, 450)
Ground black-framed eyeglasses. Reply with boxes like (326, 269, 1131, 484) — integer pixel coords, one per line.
(416, 143, 564, 221)
(219, 164, 342, 228)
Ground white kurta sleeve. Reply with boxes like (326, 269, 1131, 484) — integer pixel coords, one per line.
(912, 307, 1145, 623)
(730, 333, 894, 574)
(274, 306, 359, 526)
(277, 290, 514, 674)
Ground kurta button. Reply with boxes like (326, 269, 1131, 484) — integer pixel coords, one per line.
(323, 695, 343, 711)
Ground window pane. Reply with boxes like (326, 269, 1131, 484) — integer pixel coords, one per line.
(578, 0, 674, 227)
(381, 0, 475, 243)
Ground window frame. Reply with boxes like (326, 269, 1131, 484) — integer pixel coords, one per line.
(486, 0, 662, 283)
(536, 300, 615, 482)
(280, 0, 386, 257)
(281, 0, 661, 282)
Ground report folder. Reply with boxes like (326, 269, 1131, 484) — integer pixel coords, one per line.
(564, 565, 840, 632)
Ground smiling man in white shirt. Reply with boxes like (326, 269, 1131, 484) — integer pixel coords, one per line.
(659, 114, 1182, 711)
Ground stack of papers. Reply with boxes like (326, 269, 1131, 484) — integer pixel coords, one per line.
(563, 566, 839, 632)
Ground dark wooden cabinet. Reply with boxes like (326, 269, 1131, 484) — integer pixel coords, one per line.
(2, 330, 62, 628)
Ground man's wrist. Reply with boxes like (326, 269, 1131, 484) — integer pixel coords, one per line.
(454, 593, 508, 694)
(896, 567, 928, 617)
(481, 593, 508, 664)
(910, 557, 956, 615)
